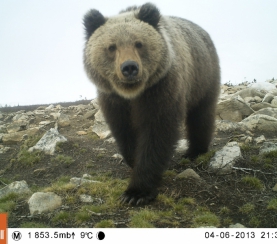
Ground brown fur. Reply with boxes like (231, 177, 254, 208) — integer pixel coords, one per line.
(83, 3, 220, 205)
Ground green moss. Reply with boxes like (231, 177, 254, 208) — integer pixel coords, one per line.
(157, 194, 175, 206)
(163, 170, 177, 178)
(129, 209, 158, 228)
(94, 220, 115, 228)
(241, 176, 263, 190)
(52, 154, 74, 165)
(17, 149, 41, 165)
(267, 198, 277, 210)
(195, 150, 215, 167)
(193, 212, 220, 227)
(179, 158, 190, 166)
(20, 222, 51, 228)
(52, 211, 71, 225)
(239, 203, 255, 214)
(75, 211, 91, 224)
(249, 217, 261, 227)
(178, 197, 196, 205)
(219, 206, 230, 215)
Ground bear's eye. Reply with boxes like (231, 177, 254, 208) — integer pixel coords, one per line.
(108, 44, 116, 52)
(135, 42, 143, 49)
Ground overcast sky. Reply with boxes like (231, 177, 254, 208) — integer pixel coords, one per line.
(0, 0, 276, 107)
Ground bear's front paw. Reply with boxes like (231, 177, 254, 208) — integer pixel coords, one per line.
(120, 188, 158, 205)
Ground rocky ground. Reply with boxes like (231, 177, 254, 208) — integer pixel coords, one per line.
(1, 80, 277, 228)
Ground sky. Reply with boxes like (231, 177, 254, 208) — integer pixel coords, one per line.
(0, 0, 276, 107)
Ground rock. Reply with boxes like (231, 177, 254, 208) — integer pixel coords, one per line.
(2, 127, 40, 144)
(45, 105, 54, 110)
(84, 109, 97, 119)
(259, 142, 277, 155)
(0, 181, 32, 199)
(12, 113, 29, 122)
(240, 114, 277, 132)
(252, 108, 277, 119)
(80, 194, 94, 203)
(216, 95, 254, 122)
(28, 128, 67, 155)
(76, 131, 87, 136)
(0, 146, 10, 154)
(254, 135, 266, 144)
(229, 223, 246, 228)
(248, 81, 276, 92)
(70, 177, 100, 186)
(272, 184, 277, 192)
(6, 121, 29, 133)
(271, 97, 277, 106)
(58, 113, 70, 127)
(251, 102, 277, 111)
(215, 120, 247, 133)
(112, 153, 123, 160)
(50, 112, 60, 120)
(232, 88, 266, 100)
(90, 99, 100, 110)
(92, 110, 111, 139)
(175, 139, 189, 153)
(28, 192, 62, 215)
(176, 168, 201, 180)
(39, 121, 54, 127)
(209, 142, 242, 174)
(0, 125, 7, 133)
(262, 93, 275, 103)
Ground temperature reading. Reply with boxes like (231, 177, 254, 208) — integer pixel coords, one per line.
(80, 232, 93, 239)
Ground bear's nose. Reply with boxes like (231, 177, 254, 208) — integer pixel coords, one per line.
(121, 61, 139, 79)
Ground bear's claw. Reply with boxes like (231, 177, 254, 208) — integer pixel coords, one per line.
(120, 189, 157, 205)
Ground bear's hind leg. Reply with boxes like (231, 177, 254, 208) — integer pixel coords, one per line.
(185, 95, 217, 159)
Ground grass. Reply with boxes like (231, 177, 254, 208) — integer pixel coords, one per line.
(52, 211, 71, 225)
(195, 150, 215, 167)
(241, 176, 263, 190)
(239, 203, 255, 214)
(267, 198, 277, 210)
(0, 193, 19, 213)
(52, 154, 74, 165)
(193, 211, 220, 227)
(129, 209, 158, 228)
(17, 149, 41, 165)
(94, 220, 115, 228)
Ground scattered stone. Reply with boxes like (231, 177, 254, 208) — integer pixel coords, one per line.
(80, 194, 94, 203)
(0, 125, 7, 133)
(112, 153, 123, 160)
(105, 137, 116, 143)
(90, 99, 100, 110)
(240, 114, 277, 132)
(70, 177, 100, 186)
(209, 142, 242, 174)
(12, 113, 29, 122)
(232, 88, 266, 99)
(229, 223, 246, 228)
(176, 168, 201, 180)
(76, 131, 88, 136)
(259, 142, 277, 155)
(271, 97, 277, 106)
(252, 108, 277, 119)
(216, 95, 254, 122)
(0, 146, 10, 154)
(28, 192, 62, 215)
(215, 120, 247, 133)
(262, 93, 275, 103)
(92, 110, 111, 139)
(28, 128, 67, 155)
(58, 113, 70, 127)
(0, 181, 32, 199)
(84, 109, 97, 119)
(255, 135, 266, 144)
(45, 104, 54, 110)
(7, 121, 29, 133)
(248, 81, 276, 92)
(2, 127, 40, 144)
(251, 102, 277, 111)
(272, 184, 277, 192)
(175, 139, 189, 153)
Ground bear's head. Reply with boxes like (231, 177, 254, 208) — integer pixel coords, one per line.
(83, 3, 172, 99)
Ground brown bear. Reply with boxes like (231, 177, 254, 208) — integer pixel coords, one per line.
(83, 3, 220, 205)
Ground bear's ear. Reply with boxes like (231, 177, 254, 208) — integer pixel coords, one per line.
(83, 9, 106, 40)
(136, 3, 160, 28)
